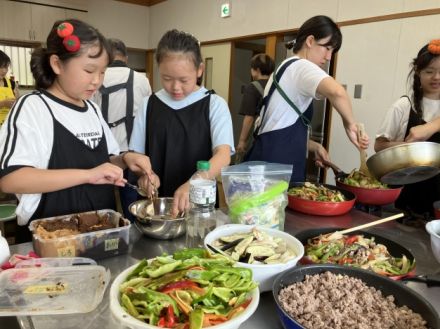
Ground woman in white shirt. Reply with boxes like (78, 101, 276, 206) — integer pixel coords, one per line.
(375, 40, 440, 217)
(245, 15, 368, 183)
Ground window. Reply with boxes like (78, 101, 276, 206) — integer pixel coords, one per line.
(0, 45, 34, 87)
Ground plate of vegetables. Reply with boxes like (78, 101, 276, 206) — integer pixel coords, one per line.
(336, 170, 403, 205)
(287, 182, 356, 216)
(110, 248, 259, 329)
(295, 228, 416, 280)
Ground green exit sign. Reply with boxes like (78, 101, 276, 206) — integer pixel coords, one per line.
(221, 3, 231, 18)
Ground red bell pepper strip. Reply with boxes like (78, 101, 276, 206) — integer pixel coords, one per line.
(157, 317, 166, 327)
(166, 305, 176, 327)
(345, 235, 358, 245)
(160, 280, 199, 293)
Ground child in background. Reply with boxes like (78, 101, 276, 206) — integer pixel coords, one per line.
(236, 53, 274, 161)
(0, 50, 19, 125)
(0, 19, 153, 243)
(130, 29, 234, 215)
(375, 40, 440, 218)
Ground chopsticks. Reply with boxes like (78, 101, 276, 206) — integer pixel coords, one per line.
(327, 213, 405, 240)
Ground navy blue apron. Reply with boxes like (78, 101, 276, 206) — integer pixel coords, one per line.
(395, 97, 440, 216)
(16, 91, 115, 243)
(245, 58, 314, 182)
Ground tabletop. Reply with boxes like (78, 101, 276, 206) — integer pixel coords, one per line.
(1, 208, 439, 329)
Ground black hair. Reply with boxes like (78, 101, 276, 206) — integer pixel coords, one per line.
(0, 50, 11, 68)
(287, 15, 342, 54)
(31, 19, 112, 89)
(155, 29, 203, 85)
(250, 53, 275, 76)
(108, 38, 127, 58)
(408, 43, 440, 117)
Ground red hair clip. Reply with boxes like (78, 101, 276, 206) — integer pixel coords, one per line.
(57, 22, 80, 52)
(428, 39, 440, 55)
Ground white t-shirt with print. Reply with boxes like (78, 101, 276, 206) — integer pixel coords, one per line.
(258, 56, 329, 134)
(376, 96, 440, 141)
(0, 91, 120, 224)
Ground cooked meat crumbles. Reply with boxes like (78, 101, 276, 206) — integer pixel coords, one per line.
(278, 271, 427, 329)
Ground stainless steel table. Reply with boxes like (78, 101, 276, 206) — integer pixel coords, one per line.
(2, 209, 439, 329)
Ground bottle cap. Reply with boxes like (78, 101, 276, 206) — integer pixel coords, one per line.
(197, 161, 210, 170)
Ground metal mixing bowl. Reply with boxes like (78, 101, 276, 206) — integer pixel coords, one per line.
(129, 198, 186, 240)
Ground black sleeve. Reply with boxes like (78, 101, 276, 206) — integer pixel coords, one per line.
(238, 83, 262, 116)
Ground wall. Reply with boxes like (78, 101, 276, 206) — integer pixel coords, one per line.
(148, 0, 440, 48)
(87, 0, 150, 49)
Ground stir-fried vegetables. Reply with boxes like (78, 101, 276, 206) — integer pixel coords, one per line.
(211, 227, 297, 264)
(119, 248, 258, 328)
(343, 170, 388, 189)
(304, 234, 415, 276)
(288, 182, 346, 202)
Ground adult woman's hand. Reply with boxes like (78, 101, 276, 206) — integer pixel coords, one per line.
(345, 122, 370, 149)
(308, 140, 330, 167)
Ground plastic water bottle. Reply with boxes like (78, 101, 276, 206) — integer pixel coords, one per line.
(186, 161, 217, 248)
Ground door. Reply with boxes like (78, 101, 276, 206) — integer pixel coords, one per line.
(200, 43, 231, 101)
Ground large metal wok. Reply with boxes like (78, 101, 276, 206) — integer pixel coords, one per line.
(367, 141, 440, 185)
(273, 264, 440, 329)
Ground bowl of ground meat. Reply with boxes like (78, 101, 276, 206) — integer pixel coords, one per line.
(273, 264, 440, 329)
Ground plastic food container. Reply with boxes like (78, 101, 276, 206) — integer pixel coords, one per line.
(0, 263, 109, 316)
(221, 162, 292, 230)
(29, 209, 130, 260)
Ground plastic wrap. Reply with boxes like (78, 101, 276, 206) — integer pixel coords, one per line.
(221, 162, 292, 230)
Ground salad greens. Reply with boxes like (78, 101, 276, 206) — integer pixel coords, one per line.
(119, 248, 257, 328)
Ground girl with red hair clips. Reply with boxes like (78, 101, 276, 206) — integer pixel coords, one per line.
(0, 19, 153, 242)
(375, 39, 440, 219)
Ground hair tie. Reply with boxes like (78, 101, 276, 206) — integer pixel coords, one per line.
(57, 22, 80, 52)
(428, 39, 440, 55)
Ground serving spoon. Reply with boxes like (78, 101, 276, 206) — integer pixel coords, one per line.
(324, 213, 405, 240)
(357, 123, 373, 177)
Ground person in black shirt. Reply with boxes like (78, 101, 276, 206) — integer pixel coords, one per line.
(236, 54, 274, 160)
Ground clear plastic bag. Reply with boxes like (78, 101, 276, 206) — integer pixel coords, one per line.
(221, 161, 292, 230)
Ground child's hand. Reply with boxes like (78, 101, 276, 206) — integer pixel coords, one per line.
(88, 163, 124, 186)
(172, 182, 190, 217)
(138, 173, 160, 198)
(123, 152, 153, 176)
(405, 123, 435, 142)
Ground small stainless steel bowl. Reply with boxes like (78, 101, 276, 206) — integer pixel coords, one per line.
(129, 198, 186, 240)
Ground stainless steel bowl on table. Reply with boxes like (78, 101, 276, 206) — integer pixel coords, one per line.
(129, 198, 186, 239)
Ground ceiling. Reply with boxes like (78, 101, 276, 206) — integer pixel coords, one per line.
(115, 0, 166, 6)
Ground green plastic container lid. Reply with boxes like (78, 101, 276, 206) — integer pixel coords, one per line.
(229, 181, 288, 218)
(0, 204, 16, 221)
(197, 161, 210, 170)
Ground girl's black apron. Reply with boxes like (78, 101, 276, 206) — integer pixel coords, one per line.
(146, 93, 213, 197)
(16, 93, 115, 243)
(245, 104, 313, 183)
(395, 103, 440, 216)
